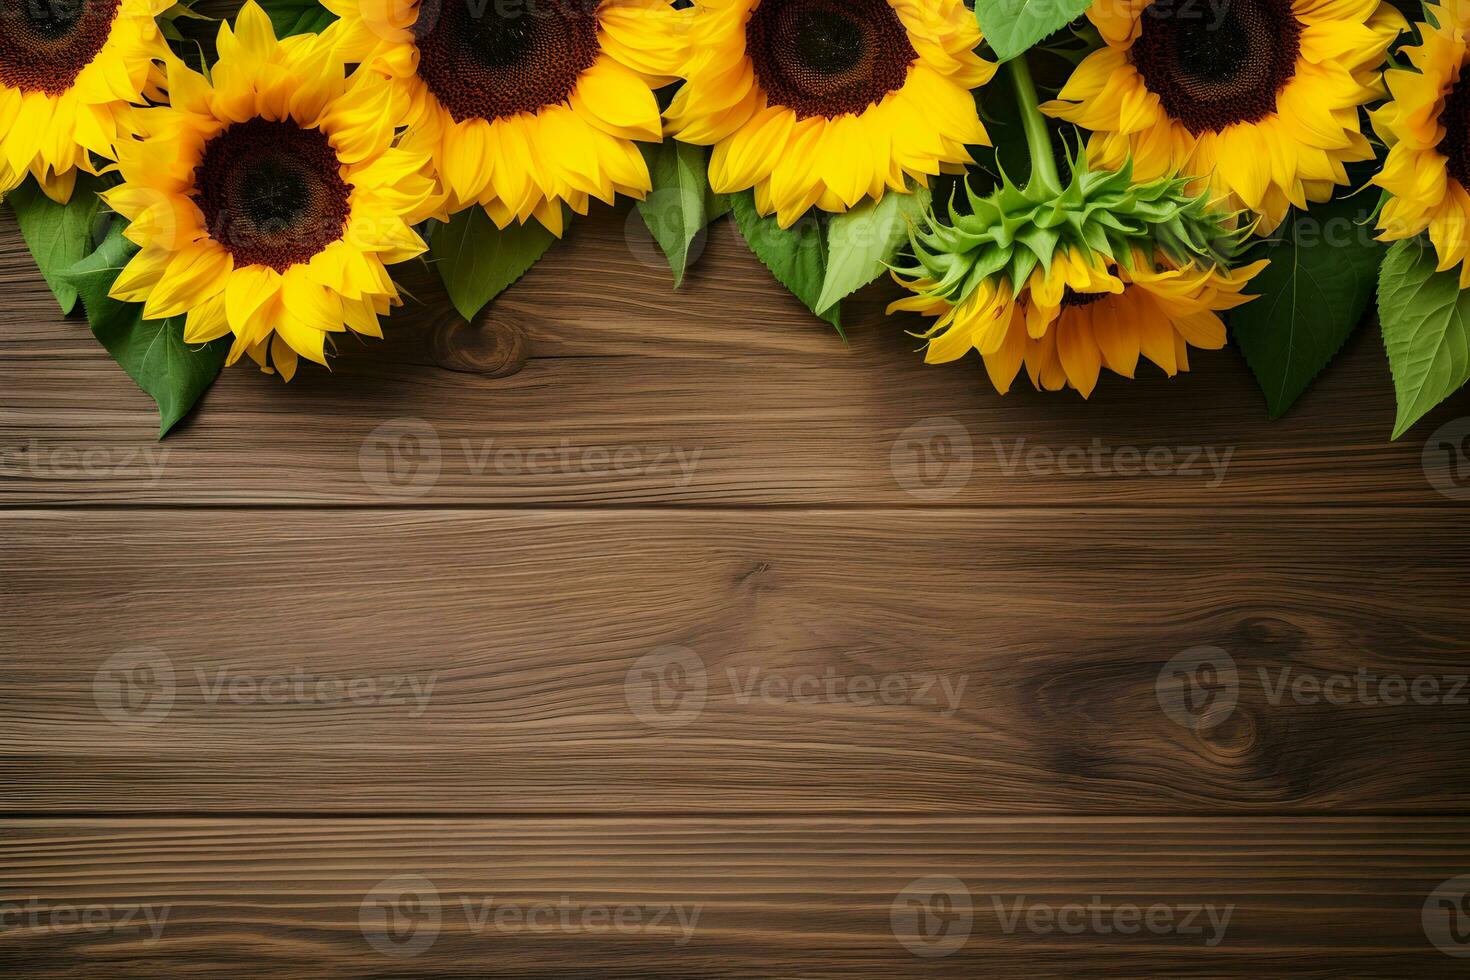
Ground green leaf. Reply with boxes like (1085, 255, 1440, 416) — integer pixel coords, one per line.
(707, 191, 732, 223)
(8, 174, 102, 315)
(816, 185, 931, 314)
(429, 207, 557, 321)
(1377, 238, 1470, 439)
(730, 191, 841, 331)
(158, 0, 216, 42)
(637, 141, 715, 287)
(1232, 197, 1384, 418)
(975, 0, 1094, 63)
(256, 0, 336, 36)
(59, 223, 228, 437)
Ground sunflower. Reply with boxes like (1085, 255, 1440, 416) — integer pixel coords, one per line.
(103, 2, 435, 381)
(1374, 0, 1470, 284)
(0, 0, 167, 203)
(1044, 0, 1403, 233)
(664, 0, 994, 228)
(890, 249, 1267, 397)
(322, 0, 681, 235)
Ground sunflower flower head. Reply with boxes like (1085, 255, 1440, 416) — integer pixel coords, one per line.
(0, 0, 169, 203)
(665, 0, 996, 228)
(323, 0, 682, 235)
(103, 2, 437, 381)
(1373, 0, 1470, 284)
(888, 149, 1266, 397)
(1044, 0, 1404, 234)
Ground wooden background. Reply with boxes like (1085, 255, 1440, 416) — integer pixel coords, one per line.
(3, 201, 1470, 977)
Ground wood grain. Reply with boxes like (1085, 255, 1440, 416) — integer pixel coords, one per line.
(5, 155, 1468, 977)
(1, 817, 1466, 977)
(2, 508, 1466, 814)
(3, 211, 1466, 508)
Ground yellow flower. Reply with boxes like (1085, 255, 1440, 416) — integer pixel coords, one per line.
(103, 3, 436, 381)
(323, 0, 681, 235)
(890, 249, 1267, 397)
(1374, 0, 1470, 284)
(665, 0, 994, 227)
(0, 0, 168, 203)
(1044, 0, 1403, 233)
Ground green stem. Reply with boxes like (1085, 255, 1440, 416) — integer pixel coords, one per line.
(1007, 55, 1062, 194)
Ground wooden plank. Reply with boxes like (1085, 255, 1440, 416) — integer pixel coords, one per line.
(3, 212, 1464, 508)
(2, 508, 1466, 813)
(0, 817, 1465, 977)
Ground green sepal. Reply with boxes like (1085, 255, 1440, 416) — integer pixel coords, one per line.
(894, 146, 1245, 308)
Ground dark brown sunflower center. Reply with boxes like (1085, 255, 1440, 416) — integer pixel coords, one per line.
(1131, 0, 1302, 135)
(1439, 67, 1470, 188)
(745, 0, 917, 119)
(1061, 288, 1109, 308)
(414, 0, 601, 123)
(0, 0, 122, 94)
(193, 119, 352, 273)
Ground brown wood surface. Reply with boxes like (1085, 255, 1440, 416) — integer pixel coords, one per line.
(3, 201, 1470, 976)
(2, 508, 1469, 814)
(5, 216, 1468, 507)
(2, 817, 1466, 978)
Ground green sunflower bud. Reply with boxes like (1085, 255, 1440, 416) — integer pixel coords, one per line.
(891, 147, 1248, 306)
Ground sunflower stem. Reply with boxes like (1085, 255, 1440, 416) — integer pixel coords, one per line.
(1007, 55, 1062, 195)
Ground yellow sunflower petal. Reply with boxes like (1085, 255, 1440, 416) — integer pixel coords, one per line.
(1052, 0, 1399, 234)
(669, 0, 992, 222)
(98, 3, 434, 381)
